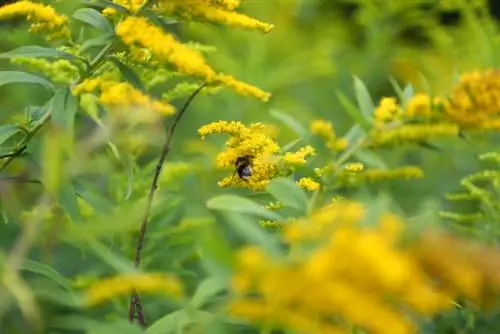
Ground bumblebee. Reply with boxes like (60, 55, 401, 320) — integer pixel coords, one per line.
(234, 155, 254, 181)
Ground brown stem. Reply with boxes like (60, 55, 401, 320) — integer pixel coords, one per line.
(128, 83, 207, 326)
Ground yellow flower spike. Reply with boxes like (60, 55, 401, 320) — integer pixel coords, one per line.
(116, 17, 270, 101)
(103, 0, 147, 15)
(200, 121, 280, 190)
(283, 145, 315, 167)
(73, 79, 176, 116)
(83, 273, 183, 307)
(310, 119, 336, 141)
(375, 97, 400, 124)
(405, 93, 432, 118)
(0, 1, 70, 40)
(327, 137, 349, 151)
(444, 69, 500, 129)
(343, 162, 364, 173)
(296, 177, 320, 191)
(158, 0, 273, 33)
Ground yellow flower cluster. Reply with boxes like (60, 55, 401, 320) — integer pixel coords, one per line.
(310, 119, 348, 151)
(296, 177, 320, 191)
(444, 69, 500, 129)
(283, 145, 315, 167)
(73, 78, 176, 116)
(103, 0, 147, 15)
(157, 0, 272, 33)
(115, 16, 271, 101)
(83, 273, 183, 307)
(375, 97, 400, 124)
(198, 121, 280, 190)
(229, 201, 500, 333)
(0, 1, 69, 40)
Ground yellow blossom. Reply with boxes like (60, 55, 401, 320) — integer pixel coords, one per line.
(296, 177, 320, 191)
(199, 121, 280, 190)
(444, 69, 500, 129)
(310, 119, 335, 141)
(115, 16, 270, 101)
(83, 273, 183, 307)
(157, 0, 273, 33)
(283, 145, 315, 167)
(343, 162, 364, 173)
(405, 93, 432, 118)
(73, 78, 176, 116)
(0, 1, 69, 40)
(375, 97, 400, 124)
(103, 0, 147, 15)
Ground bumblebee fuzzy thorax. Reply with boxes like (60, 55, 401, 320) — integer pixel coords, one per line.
(235, 155, 254, 180)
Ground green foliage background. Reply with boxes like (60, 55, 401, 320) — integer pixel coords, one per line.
(1, 0, 500, 333)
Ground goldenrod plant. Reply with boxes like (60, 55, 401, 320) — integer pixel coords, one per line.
(2, 1, 500, 334)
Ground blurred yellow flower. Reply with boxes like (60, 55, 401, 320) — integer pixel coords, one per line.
(444, 69, 500, 129)
(84, 273, 183, 307)
(158, 0, 273, 33)
(296, 177, 320, 191)
(73, 78, 176, 116)
(0, 0, 69, 40)
(116, 16, 270, 101)
(405, 93, 432, 118)
(375, 97, 400, 124)
(283, 145, 315, 167)
(230, 201, 500, 333)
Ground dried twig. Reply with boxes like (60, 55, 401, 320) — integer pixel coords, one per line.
(128, 83, 207, 326)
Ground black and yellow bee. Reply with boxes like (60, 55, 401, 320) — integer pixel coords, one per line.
(233, 155, 254, 181)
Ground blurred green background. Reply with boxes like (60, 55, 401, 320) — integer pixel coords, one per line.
(1, 0, 500, 332)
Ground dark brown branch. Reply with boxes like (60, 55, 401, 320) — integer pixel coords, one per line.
(128, 83, 207, 326)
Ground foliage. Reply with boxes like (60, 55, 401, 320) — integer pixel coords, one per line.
(1, 0, 500, 334)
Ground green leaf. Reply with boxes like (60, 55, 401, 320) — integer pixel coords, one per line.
(190, 277, 227, 309)
(87, 319, 143, 334)
(388, 76, 405, 101)
(81, 34, 114, 52)
(58, 183, 83, 222)
(20, 260, 71, 290)
(344, 124, 365, 143)
(51, 88, 78, 145)
(147, 310, 214, 334)
(0, 125, 20, 146)
(0, 46, 79, 61)
(206, 195, 282, 221)
(352, 75, 375, 123)
(336, 90, 372, 131)
(73, 8, 113, 33)
(108, 57, 144, 91)
(67, 235, 137, 273)
(267, 177, 308, 213)
(79, 0, 129, 14)
(0, 71, 53, 90)
(402, 84, 414, 103)
(221, 212, 280, 253)
(270, 109, 306, 137)
(353, 150, 387, 169)
(281, 137, 303, 153)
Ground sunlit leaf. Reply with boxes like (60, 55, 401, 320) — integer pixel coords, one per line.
(73, 8, 113, 33)
(0, 46, 79, 62)
(20, 260, 71, 290)
(206, 195, 281, 221)
(0, 71, 53, 90)
(190, 276, 227, 309)
(0, 125, 21, 146)
(267, 177, 308, 213)
(336, 90, 372, 131)
(147, 310, 214, 334)
(270, 109, 307, 137)
(352, 75, 375, 123)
